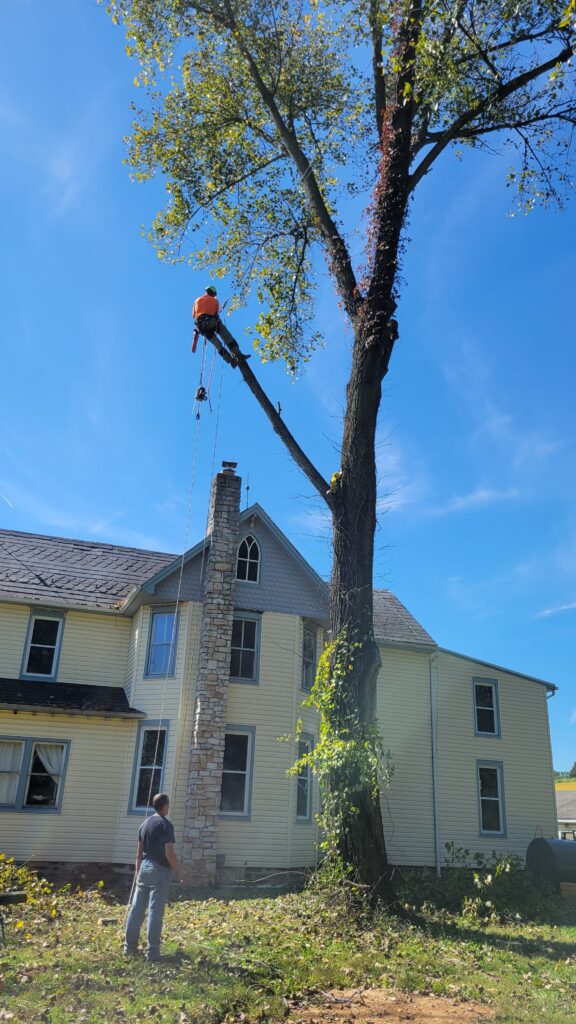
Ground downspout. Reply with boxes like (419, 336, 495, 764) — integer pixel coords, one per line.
(429, 651, 442, 877)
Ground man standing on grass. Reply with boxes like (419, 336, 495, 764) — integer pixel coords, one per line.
(124, 792, 186, 962)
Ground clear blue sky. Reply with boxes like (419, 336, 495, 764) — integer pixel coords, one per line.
(1, 1, 574, 770)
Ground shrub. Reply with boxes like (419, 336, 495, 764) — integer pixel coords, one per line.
(395, 843, 561, 923)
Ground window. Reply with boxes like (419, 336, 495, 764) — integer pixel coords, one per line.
(230, 616, 259, 682)
(0, 738, 69, 812)
(296, 734, 313, 821)
(236, 535, 260, 583)
(21, 612, 64, 680)
(220, 727, 255, 817)
(130, 723, 168, 811)
(301, 624, 317, 692)
(474, 679, 500, 736)
(145, 609, 178, 677)
(477, 762, 506, 835)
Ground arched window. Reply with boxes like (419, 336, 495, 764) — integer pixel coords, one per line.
(236, 535, 260, 583)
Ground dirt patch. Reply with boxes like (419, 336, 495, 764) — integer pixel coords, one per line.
(287, 988, 494, 1024)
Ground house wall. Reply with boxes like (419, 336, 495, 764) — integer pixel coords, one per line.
(217, 612, 319, 870)
(112, 602, 197, 863)
(0, 601, 131, 688)
(0, 712, 131, 862)
(0, 602, 28, 677)
(377, 647, 436, 867)
(58, 612, 131, 686)
(435, 650, 557, 863)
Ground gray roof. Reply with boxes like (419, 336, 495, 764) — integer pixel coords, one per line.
(0, 530, 176, 611)
(0, 677, 144, 718)
(556, 790, 576, 821)
(0, 528, 434, 649)
(373, 589, 436, 647)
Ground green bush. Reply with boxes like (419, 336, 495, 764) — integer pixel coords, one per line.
(395, 843, 561, 923)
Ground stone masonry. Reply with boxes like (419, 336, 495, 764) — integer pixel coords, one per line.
(181, 464, 241, 883)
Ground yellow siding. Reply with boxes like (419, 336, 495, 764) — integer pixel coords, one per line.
(112, 602, 200, 863)
(58, 612, 131, 686)
(0, 602, 29, 677)
(435, 651, 557, 863)
(0, 712, 131, 862)
(377, 648, 436, 866)
(287, 619, 320, 870)
(170, 602, 202, 838)
(218, 613, 319, 869)
(0, 602, 131, 688)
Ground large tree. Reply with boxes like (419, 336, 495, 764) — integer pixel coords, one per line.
(106, 0, 576, 900)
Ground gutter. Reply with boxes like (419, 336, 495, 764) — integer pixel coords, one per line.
(429, 652, 442, 877)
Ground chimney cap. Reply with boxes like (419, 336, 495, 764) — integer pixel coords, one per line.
(221, 461, 238, 475)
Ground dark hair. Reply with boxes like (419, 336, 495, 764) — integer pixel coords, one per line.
(152, 793, 169, 812)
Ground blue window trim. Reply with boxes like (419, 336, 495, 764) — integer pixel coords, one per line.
(128, 720, 170, 815)
(20, 609, 66, 682)
(301, 622, 318, 693)
(230, 612, 261, 685)
(144, 607, 179, 679)
(219, 724, 256, 820)
(476, 759, 507, 837)
(295, 732, 314, 823)
(473, 677, 501, 738)
(236, 534, 261, 585)
(0, 735, 71, 814)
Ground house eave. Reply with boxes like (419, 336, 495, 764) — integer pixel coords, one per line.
(438, 647, 557, 691)
(0, 593, 126, 615)
(0, 702, 145, 720)
(377, 640, 439, 654)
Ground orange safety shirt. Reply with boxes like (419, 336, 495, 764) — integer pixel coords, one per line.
(193, 294, 220, 318)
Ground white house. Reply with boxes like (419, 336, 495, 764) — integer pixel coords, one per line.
(0, 465, 558, 879)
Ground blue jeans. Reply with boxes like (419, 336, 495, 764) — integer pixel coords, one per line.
(124, 860, 172, 959)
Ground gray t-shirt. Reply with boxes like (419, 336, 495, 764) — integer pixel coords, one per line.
(138, 813, 175, 868)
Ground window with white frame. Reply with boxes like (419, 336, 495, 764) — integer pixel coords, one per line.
(131, 725, 168, 810)
(21, 613, 64, 679)
(0, 738, 68, 811)
(301, 624, 317, 692)
(296, 734, 313, 820)
(236, 535, 260, 582)
(230, 616, 258, 681)
(477, 762, 505, 834)
(474, 679, 500, 736)
(145, 609, 178, 677)
(219, 729, 254, 816)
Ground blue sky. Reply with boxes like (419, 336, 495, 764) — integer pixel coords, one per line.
(1, 1, 574, 770)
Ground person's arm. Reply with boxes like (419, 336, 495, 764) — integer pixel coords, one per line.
(135, 839, 144, 873)
(165, 842, 186, 883)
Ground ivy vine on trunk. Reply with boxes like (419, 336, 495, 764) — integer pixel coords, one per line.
(104, 0, 576, 902)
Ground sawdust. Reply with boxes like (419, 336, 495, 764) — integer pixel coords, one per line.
(287, 988, 494, 1024)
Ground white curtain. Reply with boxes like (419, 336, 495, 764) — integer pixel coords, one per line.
(34, 743, 64, 784)
(0, 740, 23, 805)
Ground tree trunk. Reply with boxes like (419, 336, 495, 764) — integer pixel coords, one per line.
(329, 336, 392, 902)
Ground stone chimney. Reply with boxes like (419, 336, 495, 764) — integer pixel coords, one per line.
(181, 462, 241, 883)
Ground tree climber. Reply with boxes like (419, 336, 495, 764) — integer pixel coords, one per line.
(192, 286, 251, 364)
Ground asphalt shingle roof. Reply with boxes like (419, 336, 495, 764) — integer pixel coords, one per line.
(556, 790, 576, 821)
(0, 678, 144, 718)
(0, 530, 435, 647)
(0, 530, 176, 610)
(373, 589, 436, 647)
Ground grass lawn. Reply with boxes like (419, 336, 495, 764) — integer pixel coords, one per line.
(1, 880, 575, 1024)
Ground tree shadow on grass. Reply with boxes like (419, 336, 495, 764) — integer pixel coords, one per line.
(403, 910, 576, 963)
